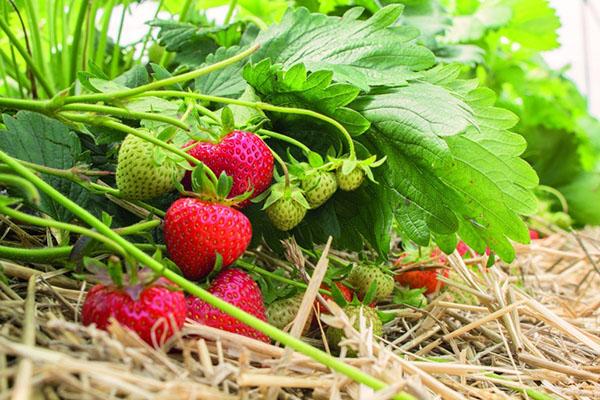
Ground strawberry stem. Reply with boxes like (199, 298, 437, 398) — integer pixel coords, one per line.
(268, 147, 290, 188)
(0, 204, 126, 256)
(64, 45, 260, 104)
(0, 149, 416, 400)
(0, 243, 163, 263)
(258, 128, 311, 155)
(235, 259, 332, 296)
(140, 91, 356, 159)
(62, 114, 201, 166)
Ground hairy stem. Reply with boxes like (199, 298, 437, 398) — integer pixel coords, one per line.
(142, 90, 356, 158)
(66, 45, 259, 104)
(259, 129, 311, 154)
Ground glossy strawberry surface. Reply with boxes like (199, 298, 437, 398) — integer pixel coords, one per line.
(164, 198, 252, 280)
(81, 279, 186, 346)
(186, 268, 269, 342)
(185, 131, 274, 207)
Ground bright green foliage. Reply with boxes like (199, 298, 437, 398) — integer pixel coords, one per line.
(243, 60, 370, 136)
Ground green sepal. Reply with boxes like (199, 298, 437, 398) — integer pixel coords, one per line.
(362, 279, 378, 305)
(107, 256, 124, 288)
(377, 310, 396, 324)
(216, 171, 234, 199)
(330, 282, 349, 308)
(308, 151, 324, 168)
(221, 106, 236, 133)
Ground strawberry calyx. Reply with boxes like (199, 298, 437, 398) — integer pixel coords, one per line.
(181, 162, 254, 207)
(83, 256, 180, 301)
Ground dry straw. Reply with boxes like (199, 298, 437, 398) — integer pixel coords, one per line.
(1, 229, 599, 399)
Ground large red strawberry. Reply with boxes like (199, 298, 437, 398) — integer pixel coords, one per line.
(395, 268, 449, 295)
(81, 278, 186, 346)
(164, 198, 252, 280)
(187, 268, 269, 342)
(185, 131, 274, 207)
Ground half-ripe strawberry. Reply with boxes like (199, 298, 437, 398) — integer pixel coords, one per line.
(185, 131, 274, 207)
(187, 268, 269, 342)
(164, 198, 252, 280)
(81, 278, 186, 346)
(395, 269, 449, 295)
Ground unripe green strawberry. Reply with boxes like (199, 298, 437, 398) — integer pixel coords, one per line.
(326, 305, 382, 352)
(347, 264, 394, 302)
(116, 134, 185, 200)
(336, 167, 365, 191)
(267, 293, 311, 334)
(301, 171, 337, 208)
(266, 198, 306, 231)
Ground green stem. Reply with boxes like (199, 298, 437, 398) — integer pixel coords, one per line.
(0, 174, 40, 205)
(536, 185, 569, 213)
(486, 374, 557, 400)
(138, 0, 165, 63)
(259, 129, 311, 154)
(65, 45, 259, 104)
(95, 0, 116, 67)
(109, 0, 129, 78)
(224, 0, 238, 25)
(61, 114, 199, 165)
(61, 103, 190, 131)
(0, 243, 164, 263)
(0, 16, 53, 96)
(23, 0, 51, 90)
(83, 0, 99, 72)
(142, 90, 356, 158)
(0, 150, 414, 400)
(235, 259, 331, 296)
(113, 220, 160, 236)
(195, 104, 220, 123)
(0, 205, 125, 256)
(269, 146, 290, 188)
(69, 0, 89, 91)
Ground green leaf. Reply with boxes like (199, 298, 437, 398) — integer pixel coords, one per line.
(559, 170, 600, 226)
(197, 5, 435, 96)
(499, 0, 560, 51)
(243, 60, 370, 136)
(0, 112, 87, 221)
(150, 19, 244, 67)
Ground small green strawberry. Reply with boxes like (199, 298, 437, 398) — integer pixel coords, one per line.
(116, 133, 185, 200)
(261, 182, 309, 231)
(336, 167, 365, 191)
(330, 156, 386, 192)
(326, 304, 382, 352)
(301, 170, 338, 208)
(267, 293, 311, 334)
(347, 264, 394, 302)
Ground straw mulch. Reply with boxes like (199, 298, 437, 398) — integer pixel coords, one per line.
(1, 230, 599, 400)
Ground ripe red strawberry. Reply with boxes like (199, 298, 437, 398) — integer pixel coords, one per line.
(184, 131, 274, 207)
(395, 268, 449, 295)
(164, 198, 252, 280)
(187, 268, 269, 342)
(315, 282, 354, 316)
(529, 229, 540, 240)
(81, 278, 186, 346)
